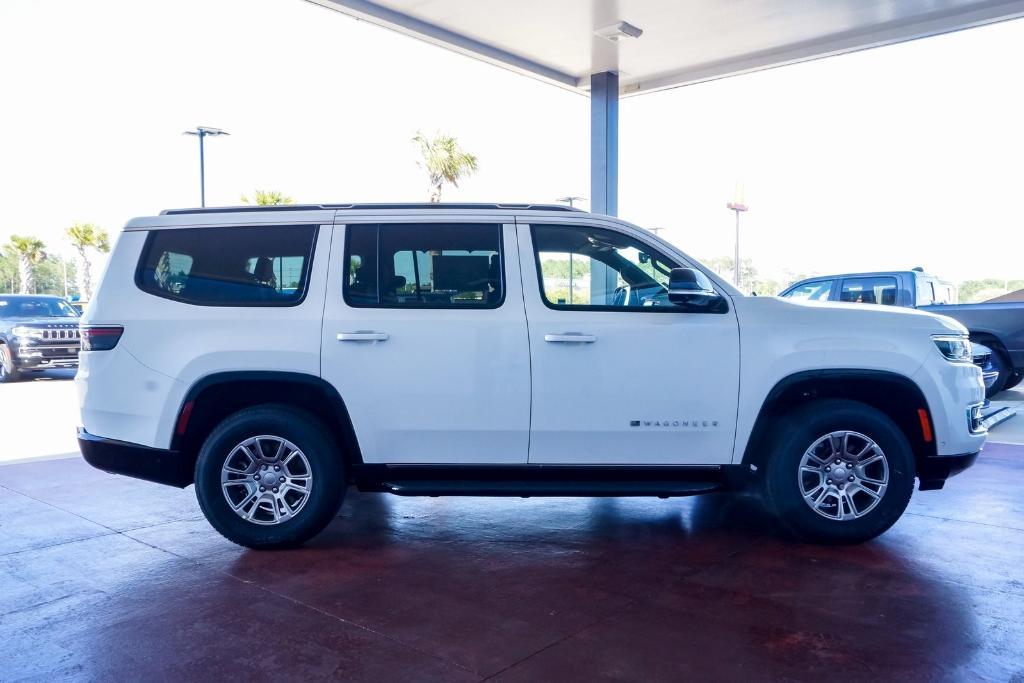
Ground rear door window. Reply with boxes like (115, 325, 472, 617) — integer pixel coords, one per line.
(839, 277, 898, 305)
(136, 225, 317, 306)
(343, 223, 503, 308)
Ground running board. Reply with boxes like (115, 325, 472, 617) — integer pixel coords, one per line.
(378, 480, 723, 497)
(981, 406, 1016, 431)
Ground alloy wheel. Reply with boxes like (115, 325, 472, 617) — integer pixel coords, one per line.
(798, 430, 889, 521)
(221, 435, 313, 525)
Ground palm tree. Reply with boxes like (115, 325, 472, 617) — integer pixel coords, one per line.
(66, 223, 110, 301)
(413, 131, 478, 202)
(241, 190, 295, 206)
(4, 235, 47, 294)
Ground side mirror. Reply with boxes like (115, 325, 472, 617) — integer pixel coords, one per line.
(668, 268, 727, 313)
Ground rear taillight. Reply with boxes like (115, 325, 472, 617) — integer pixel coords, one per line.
(80, 326, 124, 351)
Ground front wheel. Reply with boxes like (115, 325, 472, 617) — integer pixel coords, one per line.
(763, 399, 915, 544)
(0, 345, 21, 383)
(194, 405, 346, 549)
(985, 349, 1012, 398)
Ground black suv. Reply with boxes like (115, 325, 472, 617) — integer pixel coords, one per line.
(0, 295, 81, 382)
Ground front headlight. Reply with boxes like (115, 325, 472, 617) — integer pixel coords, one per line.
(932, 334, 973, 362)
(11, 326, 44, 340)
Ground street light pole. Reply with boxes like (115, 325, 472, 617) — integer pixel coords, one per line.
(726, 197, 749, 289)
(183, 126, 229, 207)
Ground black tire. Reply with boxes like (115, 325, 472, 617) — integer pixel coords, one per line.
(763, 399, 914, 544)
(985, 349, 1012, 398)
(194, 404, 346, 549)
(0, 344, 21, 383)
(1004, 369, 1023, 392)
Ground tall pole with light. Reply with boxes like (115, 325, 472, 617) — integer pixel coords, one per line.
(726, 183, 748, 289)
(183, 126, 230, 207)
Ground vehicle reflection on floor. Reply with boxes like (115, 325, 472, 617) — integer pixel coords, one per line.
(1, 443, 1022, 680)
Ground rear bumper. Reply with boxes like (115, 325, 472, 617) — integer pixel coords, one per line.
(78, 429, 193, 488)
(917, 451, 979, 491)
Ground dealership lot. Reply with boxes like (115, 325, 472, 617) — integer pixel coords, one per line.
(2, 375, 1023, 679)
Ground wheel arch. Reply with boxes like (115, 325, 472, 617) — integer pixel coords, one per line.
(741, 369, 937, 475)
(967, 330, 1011, 361)
(171, 371, 363, 484)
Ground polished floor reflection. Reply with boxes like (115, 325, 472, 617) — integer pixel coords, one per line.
(2, 443, 1023, 681)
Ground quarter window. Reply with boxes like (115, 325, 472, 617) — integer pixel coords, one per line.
(344, 223, 503, 308)
(136, 225, 317, 306)
(531, 225, 681, 310)
(839, 277, 898, 305)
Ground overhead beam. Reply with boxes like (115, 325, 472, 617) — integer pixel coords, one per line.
(304, 0, 580, 90)
(623, 0, 1024, 95)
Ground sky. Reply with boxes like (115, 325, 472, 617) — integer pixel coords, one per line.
(1, 0, 1022, 285)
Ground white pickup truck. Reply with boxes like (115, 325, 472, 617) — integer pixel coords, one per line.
(76, 203, 986, 549)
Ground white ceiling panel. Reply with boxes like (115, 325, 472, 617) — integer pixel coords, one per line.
(307, 0, 1024, 95)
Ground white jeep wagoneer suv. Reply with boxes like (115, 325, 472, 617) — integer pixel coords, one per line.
(76, 203, 986, 548)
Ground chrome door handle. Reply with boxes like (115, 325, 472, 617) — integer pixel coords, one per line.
(337, 331, 389, 342)
(544, 333, 597, 343)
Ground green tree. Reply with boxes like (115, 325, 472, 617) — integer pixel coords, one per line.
(0, 250, 16, 293)
(4, 235, 46, 294)
(66, 223, 110, 301)
(702, 256, 758, 292)
(413, 131, 478, 202)
(241, 190, 295, 206)
(958, 278, 1024, 303)
(32, 255, 77, 297)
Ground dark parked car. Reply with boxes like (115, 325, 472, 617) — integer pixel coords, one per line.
(0, 295, 81, 382)
(779, 270, 1024, 397)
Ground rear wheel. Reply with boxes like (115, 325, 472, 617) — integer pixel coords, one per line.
(0, 345, 21, 383)
(194, 405, 345, 549)
(763, 399, 914, 544)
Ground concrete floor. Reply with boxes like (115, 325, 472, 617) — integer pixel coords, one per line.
(2, 443, 1023, 681)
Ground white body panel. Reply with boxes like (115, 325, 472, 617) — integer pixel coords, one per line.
(78, 225, 332, 449)
(516, 221, 740, 465)
(732, 296, 986, 459)
(320, 222, 531, 464)
(78, 206, 986, 467)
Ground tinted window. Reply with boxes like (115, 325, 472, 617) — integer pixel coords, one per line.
(840, 277, 898, 305)
(532, 225, 680, 310)
(344, 223, 503, 308)
(785, 280, 833, 301)
(137, 225, 317, 306)
(0, 297, 78, 318)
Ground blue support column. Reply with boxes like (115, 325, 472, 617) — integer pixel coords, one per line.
(590, 72, 619, 304)
(590, 71, 618, 217)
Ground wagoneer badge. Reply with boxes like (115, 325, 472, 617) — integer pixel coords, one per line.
(630, 419, 719, 428)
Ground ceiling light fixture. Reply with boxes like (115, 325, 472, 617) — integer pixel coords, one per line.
(594, 21, 643, 42)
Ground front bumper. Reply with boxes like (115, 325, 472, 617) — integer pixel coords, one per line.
(78, 429, 193, 488)
(14, 343, 80, 369)
(917, 451, 979, 491)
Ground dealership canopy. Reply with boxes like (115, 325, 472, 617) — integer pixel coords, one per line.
(308, 0, 1024, 214)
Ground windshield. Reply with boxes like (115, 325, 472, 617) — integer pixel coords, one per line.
(0, 297, 79, 319)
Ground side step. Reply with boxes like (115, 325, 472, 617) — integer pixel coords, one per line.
(379, 480, 722, 497)
(981, 405, 1017, 431)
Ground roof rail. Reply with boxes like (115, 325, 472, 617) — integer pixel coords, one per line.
(160, 202, 585, 216)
